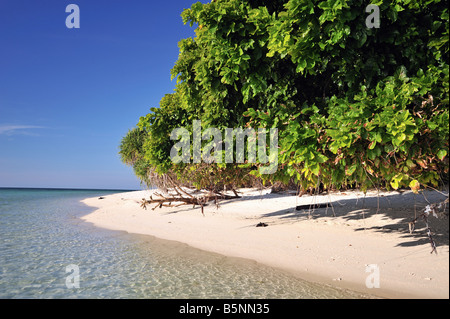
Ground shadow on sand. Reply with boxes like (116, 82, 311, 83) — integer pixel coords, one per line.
(152, 186, 449, 251)
(259, 189, 449, 250)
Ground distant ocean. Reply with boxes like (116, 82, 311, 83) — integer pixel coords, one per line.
(0, 188, 370, 298)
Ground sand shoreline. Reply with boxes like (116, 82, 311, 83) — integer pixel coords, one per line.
(81, 188, 449, 299)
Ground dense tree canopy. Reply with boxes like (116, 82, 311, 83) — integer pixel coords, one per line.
(120, 0, 449, 193)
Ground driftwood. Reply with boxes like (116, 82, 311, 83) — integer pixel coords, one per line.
(296, 203, 330, 210)
(256, 222, 268, 227)
(408, 198, 449, 254)
(140, 185, 241, 215)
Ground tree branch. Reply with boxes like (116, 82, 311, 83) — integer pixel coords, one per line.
(140, 189, 241, 215)
(408, 198, 448, 254)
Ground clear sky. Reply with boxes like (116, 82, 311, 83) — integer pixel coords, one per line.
(0, 1, 201, 190)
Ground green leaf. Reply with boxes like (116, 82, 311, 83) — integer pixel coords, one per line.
(437, 149, 447, 161)
(296, 59, 307, 73)
(390, 174, 404, 190)
(396, 133, 406, 143)
(374, 132, 382, 143)
(311, 164, 320, 176)
(345, 164, 357, 176)
(409, 179, 420, 194)
(427, 121, 438, 130)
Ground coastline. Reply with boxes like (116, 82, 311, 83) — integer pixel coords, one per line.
(81, 188, 449, 299)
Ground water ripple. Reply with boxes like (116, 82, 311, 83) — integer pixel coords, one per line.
(0, 189, 373, 299)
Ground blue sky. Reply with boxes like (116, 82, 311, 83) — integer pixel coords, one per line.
(0, 1, 201, 190)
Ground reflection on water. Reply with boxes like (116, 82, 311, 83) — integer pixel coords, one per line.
(0, 188, 373, 299)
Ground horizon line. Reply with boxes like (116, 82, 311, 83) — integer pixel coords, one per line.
(0, 186, 140, 191)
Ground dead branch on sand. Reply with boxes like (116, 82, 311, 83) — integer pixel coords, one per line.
(140, 183, 241, 215)
(408, 197, 449, 254)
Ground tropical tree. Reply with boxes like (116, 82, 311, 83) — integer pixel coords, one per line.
(121, 0, 449, 195)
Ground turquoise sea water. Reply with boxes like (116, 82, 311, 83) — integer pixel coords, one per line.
(0, 188, 373, 299)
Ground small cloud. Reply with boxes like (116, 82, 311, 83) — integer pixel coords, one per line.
(0, 125, 46, 136)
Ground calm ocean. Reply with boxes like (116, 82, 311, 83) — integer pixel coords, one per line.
(0, 188, 372, 299)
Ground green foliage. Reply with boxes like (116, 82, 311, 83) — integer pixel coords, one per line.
(119, 127, 146, 166)
(120, 0, 449, 193)
(138, 92, 190, 174)
(119, 128, 153, 186)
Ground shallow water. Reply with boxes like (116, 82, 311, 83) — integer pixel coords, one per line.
(0, 188, 373, 299)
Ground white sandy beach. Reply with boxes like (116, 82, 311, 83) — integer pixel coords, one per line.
(81, 187, 449, 299)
